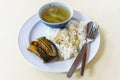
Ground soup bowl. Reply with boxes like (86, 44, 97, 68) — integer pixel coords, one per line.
(38, 2, 73, 28)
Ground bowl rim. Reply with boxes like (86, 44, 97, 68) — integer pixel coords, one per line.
(38, 1, 73, 25)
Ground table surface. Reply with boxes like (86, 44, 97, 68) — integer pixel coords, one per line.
(0, 0, 120, 80)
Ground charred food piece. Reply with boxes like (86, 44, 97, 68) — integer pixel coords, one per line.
(28, 37, 58, 63)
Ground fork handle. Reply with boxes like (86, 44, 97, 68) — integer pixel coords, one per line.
(81, 43, 90, 76)
(67, 43, 88, 78)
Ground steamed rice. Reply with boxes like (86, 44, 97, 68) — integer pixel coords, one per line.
(42, 20, 87, 60)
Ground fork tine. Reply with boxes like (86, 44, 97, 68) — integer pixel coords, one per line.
(87, 23, 94, 37)
(88, 27, 96, 39)
(92, 25, 99, 38)
(87, 25, 94, 38)
(93, 25, 99, 38)
(87, 22, 93, 35)
(89, 29, 94, 38)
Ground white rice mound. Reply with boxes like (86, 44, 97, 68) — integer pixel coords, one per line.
(42, 20, 87, 60)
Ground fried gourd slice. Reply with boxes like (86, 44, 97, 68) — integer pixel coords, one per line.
(28, 37, 58, 63)
(27, 41, 40, 57)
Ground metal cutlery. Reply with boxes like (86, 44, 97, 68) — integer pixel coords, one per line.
(67, 22, 99, 78)
(80, 22, 99, 76)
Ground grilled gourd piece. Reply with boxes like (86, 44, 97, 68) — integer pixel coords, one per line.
(28, 37, 58, 63)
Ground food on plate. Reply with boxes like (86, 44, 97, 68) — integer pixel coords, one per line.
(41, 5, 70, 23)
(28, 37, 58, 63)
(28, 20, 87, 62)
(43, 20, 87, 60)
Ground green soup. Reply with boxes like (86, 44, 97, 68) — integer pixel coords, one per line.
(41, 5, 70, 23)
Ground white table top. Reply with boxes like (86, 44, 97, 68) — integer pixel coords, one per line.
(0, 0, 120, 80)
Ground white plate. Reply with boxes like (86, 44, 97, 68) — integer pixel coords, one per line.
(18, 10, 100, 72)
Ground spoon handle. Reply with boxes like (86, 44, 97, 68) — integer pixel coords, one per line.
(67, 43, 88, 78)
